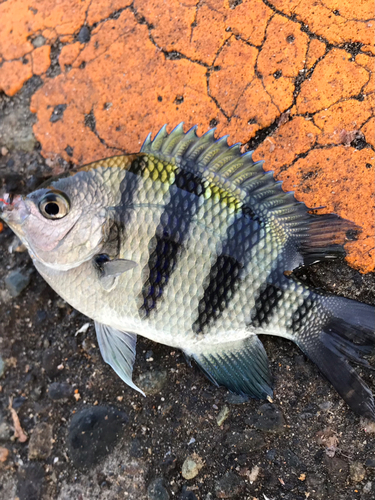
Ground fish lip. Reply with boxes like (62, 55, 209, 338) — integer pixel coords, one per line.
(0, 194, 30, 225)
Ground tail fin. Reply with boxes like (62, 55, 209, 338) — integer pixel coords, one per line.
(296, 296, 375, 419)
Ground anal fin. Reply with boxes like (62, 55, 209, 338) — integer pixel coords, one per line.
(186, 335, 273, 400)
(95, 321, 145, 396)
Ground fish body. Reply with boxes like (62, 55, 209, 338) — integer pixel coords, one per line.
(1, 124, 374, 417)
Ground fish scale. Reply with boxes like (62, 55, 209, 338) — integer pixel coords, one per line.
(1, 123, 375, 419)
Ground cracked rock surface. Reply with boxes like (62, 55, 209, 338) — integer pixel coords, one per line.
(0, 0, 374, 499)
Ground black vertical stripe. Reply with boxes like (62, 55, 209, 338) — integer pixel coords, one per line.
(192, 209, 261, 334)
(192, 254, 242, 334)
(250, 283, 284, 328)
(139, 168, 204, 316)
(290, 296, 315, 333)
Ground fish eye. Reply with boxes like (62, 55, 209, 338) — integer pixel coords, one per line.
(38, 191, 70, 220)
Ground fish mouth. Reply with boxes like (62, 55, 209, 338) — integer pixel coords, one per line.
(0, 193, 30, 228)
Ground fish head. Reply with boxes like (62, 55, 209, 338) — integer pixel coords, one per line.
(0, 172, 109, 270)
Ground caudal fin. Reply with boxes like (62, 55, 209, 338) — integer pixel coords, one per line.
(296, 296, 375, 419)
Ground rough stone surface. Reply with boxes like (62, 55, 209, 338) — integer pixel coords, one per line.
(28, 422, 53, 460)
(4, 269, 31, 297)
(147, 477, 170, 500)
(245, 403, 286, 433)
(47, 382, 74, 401)
(215, 471, 244, 499)
(67, 406, 128, 470)
(181, 454, 204, 480)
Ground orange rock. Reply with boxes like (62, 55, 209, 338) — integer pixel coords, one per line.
(314, 97, 374, 145)
(0, 59, 33, 96)
(269, 0, 374, 53)
(276, 146, 375, 273)
(31, 45, 51, 75)
(306, 39, 326, 70)
(224, 0, 273, 46)
(257, 15, 309, 78)
(296, 49, 369, 114)
(210, 39, 258, 116)
(59, 43, 84, 71)
(253, 116, 320, 170)
(361, 118, 375, 148)
(87, 0, 133, 25)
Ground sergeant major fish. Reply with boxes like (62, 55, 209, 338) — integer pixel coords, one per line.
(1, 124, 374, 419)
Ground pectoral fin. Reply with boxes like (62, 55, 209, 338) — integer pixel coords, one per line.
(95, 321, 145, 396)
(186, 335, 273, 400)
(101, 259, 137, 277)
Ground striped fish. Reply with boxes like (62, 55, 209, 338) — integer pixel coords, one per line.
(1, 124, 374, 419)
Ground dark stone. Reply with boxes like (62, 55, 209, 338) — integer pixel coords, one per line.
(67, 406, 128, 470)
(180, 485, 198, 500)
(48, 382, 73, 401)
(147, 477, 170, 500)
(50, 104, 67, 123)
(215, 471, 244, 499)
(12, 396, 26, 409)
(225, 429, 265, 454)
(365, 458, 375, 468)
(245, 403, 286, 433)
(283, 449, 306, 470)
(4, 269, 31, 297)
(129, 437, 143, 458)
(16, 464, 44, 500)
(77, 25, 91, 43)
(306, 473, 327, 500)
(323, 455, 348, 483)
(42, 347, 62, 378)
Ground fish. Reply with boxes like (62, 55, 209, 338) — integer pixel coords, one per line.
(1, 123, 374, 418)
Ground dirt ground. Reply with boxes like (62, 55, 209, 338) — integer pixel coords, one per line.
(0, 77, 375, 500)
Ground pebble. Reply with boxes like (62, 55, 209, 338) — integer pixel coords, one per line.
(4, 269, 31, 297)
(77, 25, 91, 43)
(0, 420, 11, 441)
(28, 422, 53, 460)
(0, 446, 9, 462)
(215, 471, 244, 499)
(363, 481, 372, 494)
(1, 147, 8, 156)
(42, 347, 62, 378)
(136, 370, 167, 395)
(67, 406, 128, 470)
(0, 355, 4, 378)
(225, 429, 265, 454)
(365, 458, 375, 468)
(180, 485, 198, 500)
(16, 464, 44, 500)
(350, 461, 366, 483)
(216, 405, 230, 426)
(245, 403, 286, 433)
(181, 454, 204, 480)
(147, 477, 170, 500)
(32, 35, 46, 48)
(47, 382, 73, 401)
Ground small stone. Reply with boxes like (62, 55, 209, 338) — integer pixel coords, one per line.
(225, 429, 265, 454)
(363, 481, 372, 494)
(42, 347, 62, 378)
(47, 382, 73, 401)
(216, 405, 230, 426)
(32, 35, 46, 48)
(77, 25, 91, 43)
(215, 471, 244, 498)
(306, 473, 327, 500)
(1, 147, 8, 156)
(136, 370, 167, 395)
(0, 446, 9, 462)
(67, 406, 128, 470)
(365, 458, 375, 468)
(4, 269, 31, 297)
(245, 403, 286, 433)
(28, 422, 53, 460)
(0, 355, 4, 378)
(350, 461, 366, 483)
(0, 421, 11, 442)
(181, 453, 204, 480)
(147, 477, 170, 500)
(16, 464, 44, 500)
(225, 393, 248, 404)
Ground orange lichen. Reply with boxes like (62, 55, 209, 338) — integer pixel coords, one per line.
(296, 49, 369, 114)
(0, 0, 374, 272)
(31, 45, 51, 75)
(0, 59, 33, 96)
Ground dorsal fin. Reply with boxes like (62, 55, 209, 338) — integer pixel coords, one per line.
(141, 124, 358, 266)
